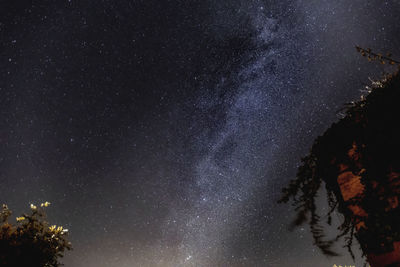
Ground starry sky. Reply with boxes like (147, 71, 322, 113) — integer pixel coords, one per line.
(1, 1, 400, 266)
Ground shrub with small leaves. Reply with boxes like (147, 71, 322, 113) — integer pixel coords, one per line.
(0, 203, 72, 267)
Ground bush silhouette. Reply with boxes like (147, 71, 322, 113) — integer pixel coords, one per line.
(0, 203, 71, 267)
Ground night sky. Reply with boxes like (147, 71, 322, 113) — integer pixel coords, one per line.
(1, 1, 400, 266)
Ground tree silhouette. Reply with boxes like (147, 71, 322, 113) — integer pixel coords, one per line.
(279, 48, 400, 267)
(0, 203, 71, 267)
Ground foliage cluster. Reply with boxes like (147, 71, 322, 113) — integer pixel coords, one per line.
(0, 203, 71, 267)
(279, 48, 400, 265)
